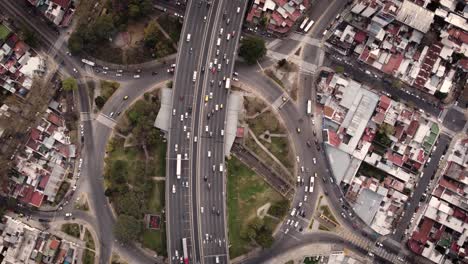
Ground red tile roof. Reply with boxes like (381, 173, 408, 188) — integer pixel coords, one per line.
(30, 128, 41, 141)
(236, 127, 245, 138)
(29, 191, 44, 207)
(290, 10, 302, 22)
(386, 151, 404, 167)
(411, 217, 434, 244)
(246, 6, 262, 23)
(407, 120, 419, 137)
(327, 130, 341, 147)
(448, 28, 468, 45)
(49, 239, 60, 250)
(20, 185, 33, 204)
(38, 174, 50, 190)
(13, 41, 28, 59)
(354, 31, 367, 43)
(271, 11, 285, 25)
(26, 139, 40, 151)
(382, 53, 403, 75)
(47, 112, 62, 126)
(46, 124, 58, 135)
(379, 95, 392, 110)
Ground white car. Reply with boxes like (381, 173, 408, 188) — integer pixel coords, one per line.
(313, 158, 316, 164)
(174, 144, 178, 152)
(180, 115, 184, 121)
(172, 185, 176, 194)
(304, 195, 308, 201)
(286, 219, 291, 225)
(296, 156, 300, 163)
(65, 213, 72, 217)
(172, 109, 176, 116)
(183, 126, 187, 132)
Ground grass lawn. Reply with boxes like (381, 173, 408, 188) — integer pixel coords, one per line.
(244, 96, 267, 117)
(82, 250, 95, 264)
(0, 24, 11, 41)
(227, 157, 286, 258)
(84, 229, 95, 250)
(247, 110, 286, 136)
(147, 181, 165, 213)
(82, 229, 95, 264)
(61, 223, 81, 238)
(320, 205, 337, 224)
(265, 69, 285, 89)
(140, 181, 167, 256)
(100, 80, 120, 101)
(157, 14, 182, 43)
(141, 228, 167, 256)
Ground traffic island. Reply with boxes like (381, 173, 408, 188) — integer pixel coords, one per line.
(227, 157, 289, 259)
(103, 90, 167, 256)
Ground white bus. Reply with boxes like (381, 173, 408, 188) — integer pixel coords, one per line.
(182, 238, 189, 264)
(299, 17, 309, 30)
(309, 176, 315, 193)
(176, 154, 182, 179)
(81, 59, 95, 67)
(307, 100, 312, 115)
(225, 78, 231, 89)
(304, 20, 315, 33)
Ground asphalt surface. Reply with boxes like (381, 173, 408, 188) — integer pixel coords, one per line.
(0, 1, 169, 263)
(392, 134, 451, 241)
(165, 0, 217, 263)
(193, 1, 248, 263)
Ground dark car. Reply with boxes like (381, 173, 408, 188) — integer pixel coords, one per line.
(306, 141, 312, 147)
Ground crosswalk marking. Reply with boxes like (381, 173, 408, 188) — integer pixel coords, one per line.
(95, 113, 116, 129)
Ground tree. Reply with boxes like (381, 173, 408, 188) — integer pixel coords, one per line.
(335, 66, 344, 73)
(268, 200, 289, 218)
(140, 0, 153, 16)
(62, 78, 78, 92)
(144, 20, 159, 47)
(434, 91, 448, 100)
(239, 36, 266, 65)
(114, 191, 144, 218)
(93, 15, 115, 41)
(277, 59, 287, 68)
(128, 4, 141, 19)
(109, 159, 128, 185)
(95, 96, 106, 109)
(114, 215, 142, 243)
(256, 229, 274, 248)
(68, 33, 83, 54)
(20, 27, 38, 48)
(155, 41, 172, 58)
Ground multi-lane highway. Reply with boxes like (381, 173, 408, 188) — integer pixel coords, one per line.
(165, 0, 219, 263)
(166, 0, 248, 263)
(194, 1, 248, 263)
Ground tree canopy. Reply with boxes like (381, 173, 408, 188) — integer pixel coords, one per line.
(114, 215, 142, 243)
(239, 36, 267, 65)
(62, 77, 78, 91)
